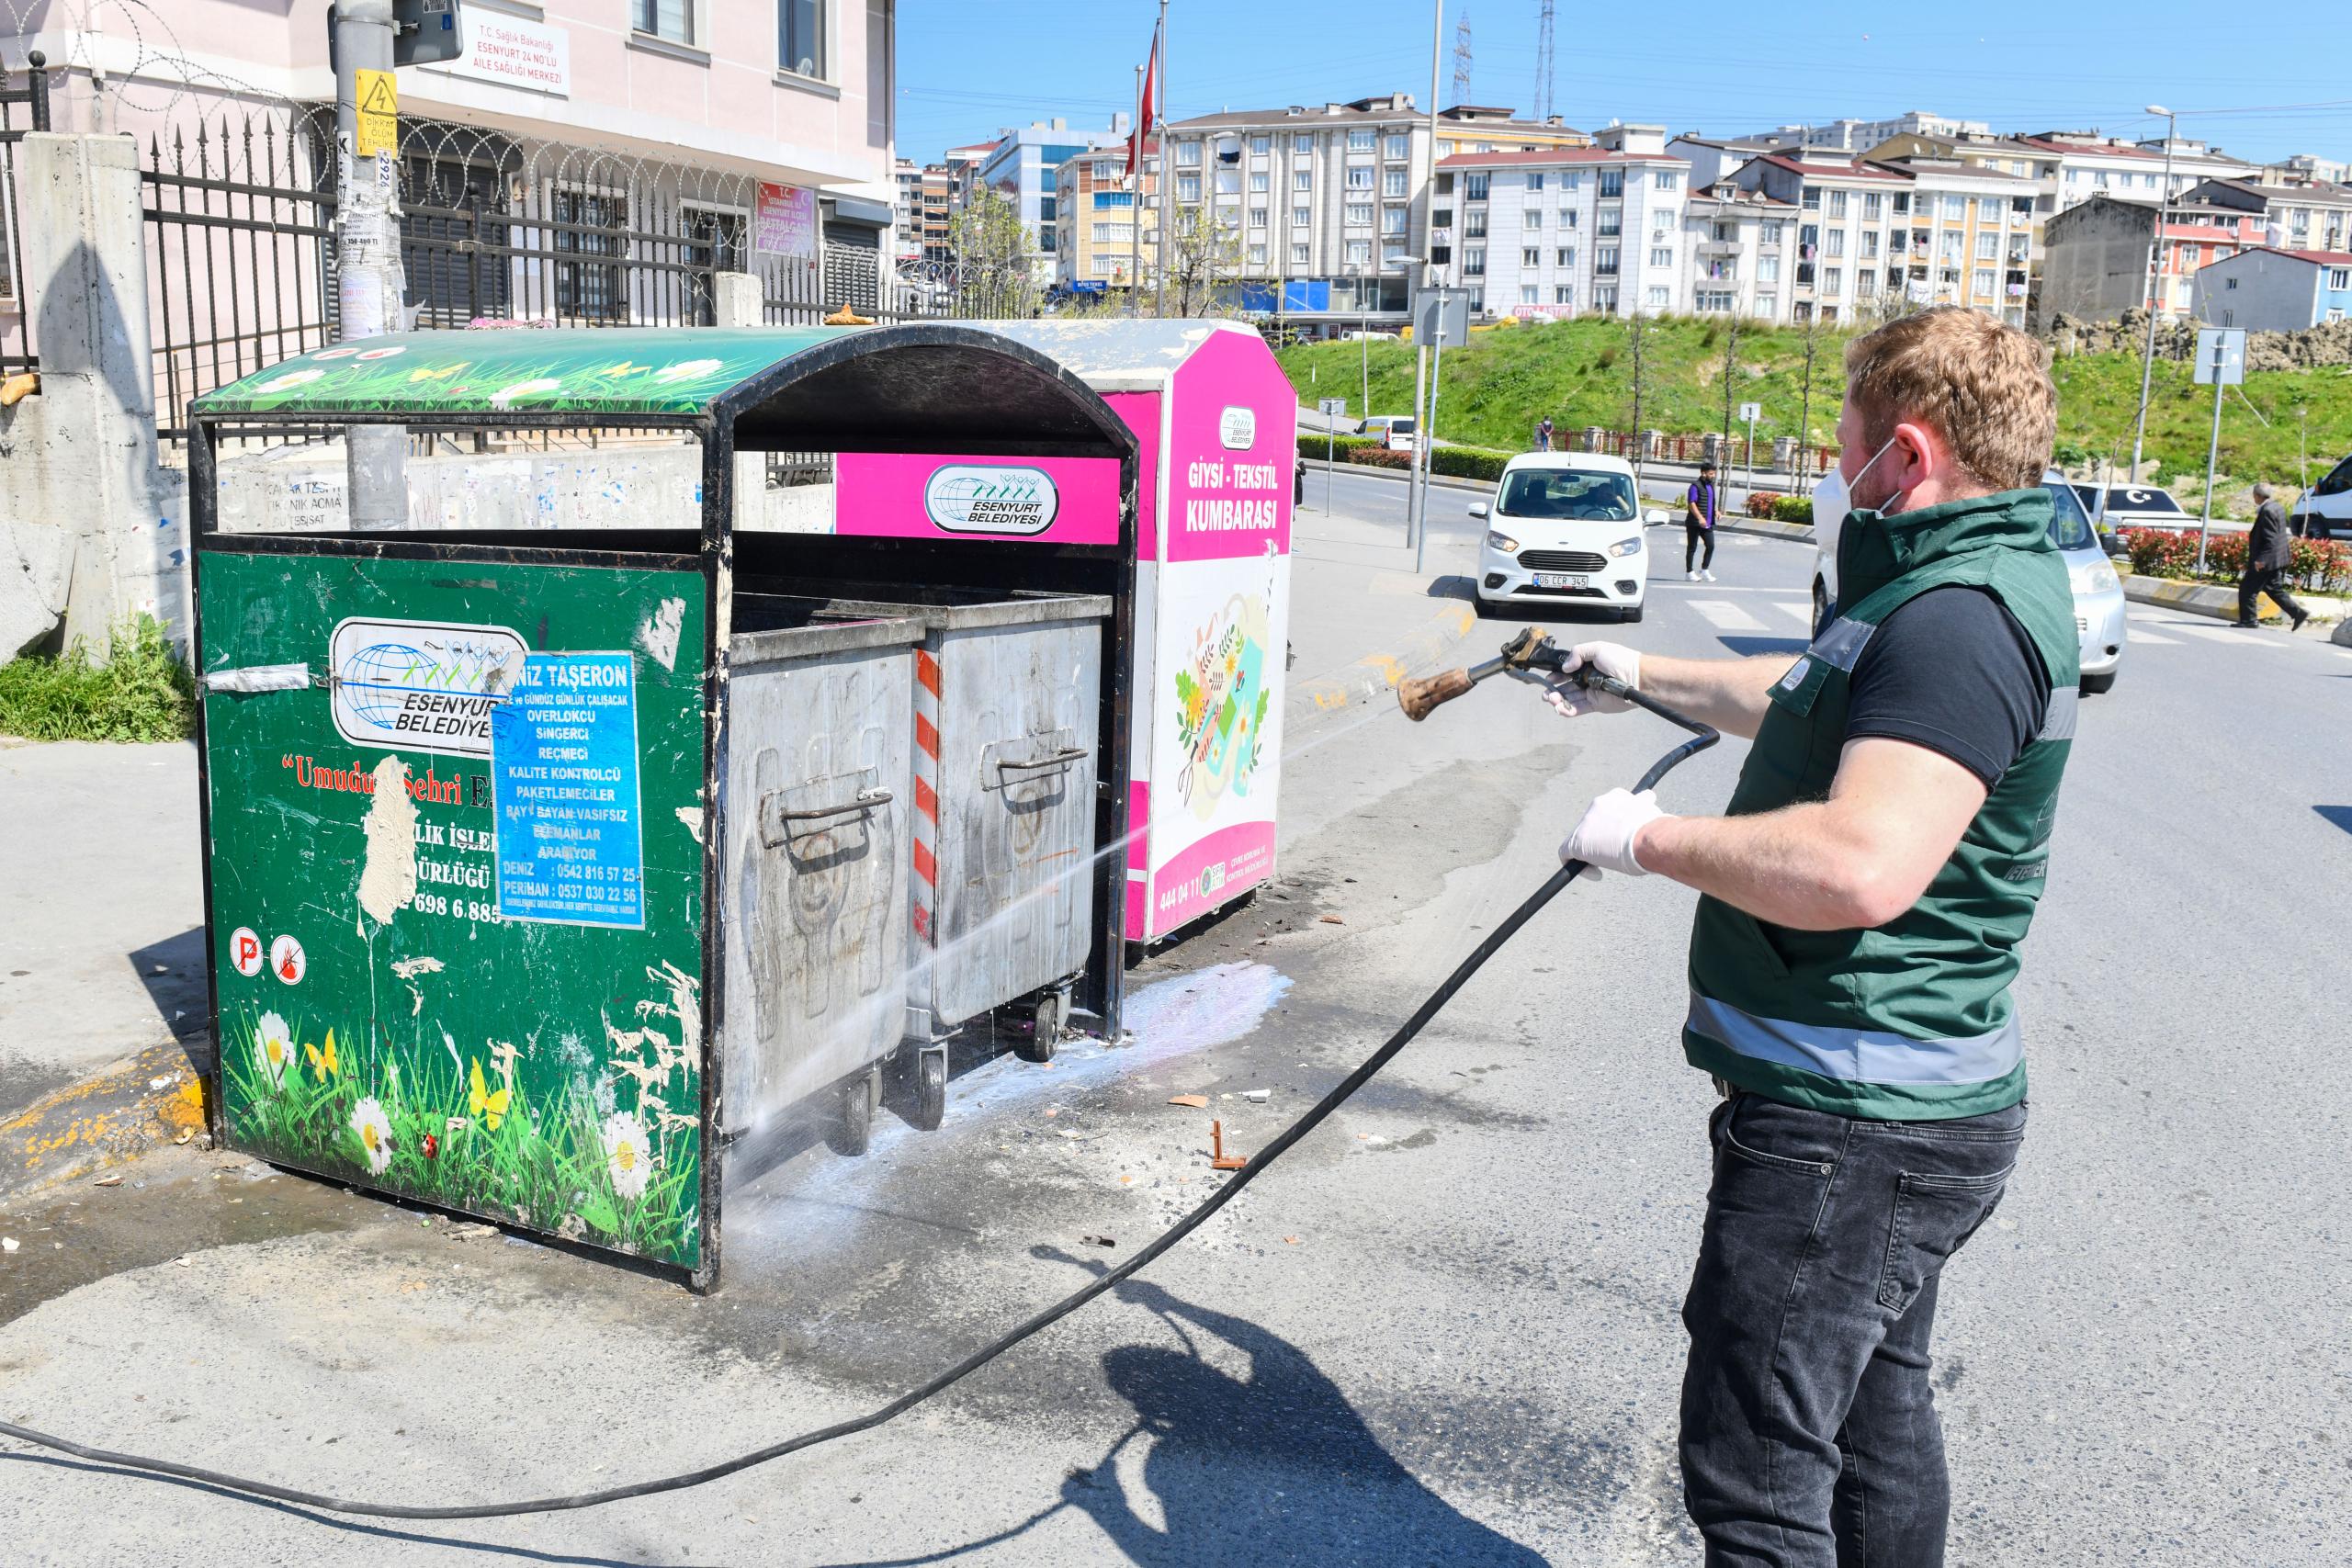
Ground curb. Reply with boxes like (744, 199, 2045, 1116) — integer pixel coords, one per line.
(2122, 573, 2345, 626)
(0, 1041, 208, 1201)
(1285, 596, 1482, 739)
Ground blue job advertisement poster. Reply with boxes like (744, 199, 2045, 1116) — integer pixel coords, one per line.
(490, 651, 645, 928)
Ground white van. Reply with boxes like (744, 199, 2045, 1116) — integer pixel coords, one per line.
(2293, 453, 2352, 537)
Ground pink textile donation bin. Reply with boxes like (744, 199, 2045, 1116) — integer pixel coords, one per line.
(835, 321, 1294, 945)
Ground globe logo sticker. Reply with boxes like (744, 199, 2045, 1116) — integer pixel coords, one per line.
(328, 616, 526, 758)
(922, 465, 1059, 536)
(269, 934, 307, 987)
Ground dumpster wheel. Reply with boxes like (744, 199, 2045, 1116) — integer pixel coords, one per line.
(905, 1045, 948, 1132)
(829, 1065, 880, 1156)
(1010, 984, 1069, 1065)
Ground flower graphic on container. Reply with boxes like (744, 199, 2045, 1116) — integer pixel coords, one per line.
(350, 1098, 394, 1176)
(602, 1111, 652, 1201)
(1171, 592, 1272, 819)
(254, 368, 324, 396)
(488, 377, 562, 409)
(650, 357, 723, 385)
(253, 1010, 295, 1090)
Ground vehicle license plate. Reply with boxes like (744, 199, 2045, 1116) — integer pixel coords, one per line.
(1534, 572, 1589, 590)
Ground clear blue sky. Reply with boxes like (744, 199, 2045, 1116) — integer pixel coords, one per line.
(897, 0, 2348, 171)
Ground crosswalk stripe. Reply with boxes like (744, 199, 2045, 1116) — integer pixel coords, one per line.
(2126, 627, 2180, 645)
(1689, 599, 1768, 631)
(1773, 600, 1815, 625)
(2172, 623, 2282, 647)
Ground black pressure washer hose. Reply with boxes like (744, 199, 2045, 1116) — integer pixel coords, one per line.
(0, 659, 1715, 1522)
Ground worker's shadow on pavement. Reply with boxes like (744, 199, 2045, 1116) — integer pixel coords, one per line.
(1053, 1266, 1544, 1566)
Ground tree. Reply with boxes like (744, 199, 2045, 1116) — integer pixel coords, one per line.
(1156, 208, 1244, 319)
(948, 190, 1042, 319)
(1623, 307, 1653, 477)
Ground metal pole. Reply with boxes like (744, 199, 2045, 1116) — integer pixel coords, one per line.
(1359, 272, 1370, 417)
(2131, 110, 2177, 481)
(1326, 419, 1335, 513)
(1418, 300, 1446, 574)
(1129, 63, 1142, 314)
(2196, 338, 2223, 576)
(1153, 0, 1169, 320)
(334, 0, 405, 530)
(1405, 0, 1443, 562)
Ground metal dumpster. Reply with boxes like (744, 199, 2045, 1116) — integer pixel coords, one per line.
(808, 591, 1113, 1064)
(720, 598, 923, 1154)
(186, 322, 1144, 1291)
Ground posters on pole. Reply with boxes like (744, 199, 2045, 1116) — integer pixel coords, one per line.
(756, 183, 819, 259)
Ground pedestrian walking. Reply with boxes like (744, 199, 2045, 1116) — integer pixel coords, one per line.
(2237, 481, 2311, 631)
(1534, 415, 1555, 453)
(1550, 308, 2077, 1566)
(1684, 460, 1719, 581)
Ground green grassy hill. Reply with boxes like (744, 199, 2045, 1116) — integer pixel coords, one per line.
(1277, 317, 2352, 487)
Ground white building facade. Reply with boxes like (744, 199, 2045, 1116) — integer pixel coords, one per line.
(1432, 126, 1690, 319)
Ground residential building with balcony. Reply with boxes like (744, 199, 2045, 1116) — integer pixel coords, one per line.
(1160, 93, 1437, 329)
(2033, 193, 2262, 325)
(2192, 247, 2352, 330)
(1430, 124, 1690, 320)
(2179, 175, 2352, 255)
(973, 116, 1130, 286)
(1680, 183, 1799, 320)
(1869, 156, 2040, 324)
(1053, 149, 1157, 295)
(894, 156, 924, 265)
(915, 164, 954, 266)
(1726, 151, 1915, 324)
(2012, 131, 2256, 217)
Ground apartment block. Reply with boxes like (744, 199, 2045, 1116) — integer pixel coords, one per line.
(1431, 125, 1691, 319)
(1680, 183, 1800, 320)
(1739, 112, 1990, 152)
(1160, 94, 1437, 327)
(1728, 148, 2037, 325)
(1053, 150, 1157, 294)
(973, 117, 1130, 285)
(2181, 175, 2352, 254)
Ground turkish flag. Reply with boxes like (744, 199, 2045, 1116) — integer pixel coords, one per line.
(1129, 28, 1158, 180)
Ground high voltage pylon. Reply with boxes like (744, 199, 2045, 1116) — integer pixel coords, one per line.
(1452, 13, 1472, 106)
(1532, 0, 1556, 120)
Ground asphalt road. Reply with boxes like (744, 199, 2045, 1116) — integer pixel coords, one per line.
(1, 496, 2347, 1565)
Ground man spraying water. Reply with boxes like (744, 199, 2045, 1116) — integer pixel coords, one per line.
(1553, 309, 2077, 1566)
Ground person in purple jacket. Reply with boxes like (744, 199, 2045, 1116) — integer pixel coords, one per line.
(1685, 460, 1720, 581)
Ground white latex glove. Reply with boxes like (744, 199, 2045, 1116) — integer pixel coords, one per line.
(1560, 787, 1664, 879)
(1544, 641, 1642, 717)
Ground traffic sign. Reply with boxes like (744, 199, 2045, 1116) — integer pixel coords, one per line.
(1317, 397, 1348, 418)
(1412, 289, 1472, 348)
(1737, 401, 1761, 423)
(2194, 327, 2245, 387)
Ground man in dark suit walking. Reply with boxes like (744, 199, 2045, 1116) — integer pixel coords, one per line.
(2237, 482, 2311, 631)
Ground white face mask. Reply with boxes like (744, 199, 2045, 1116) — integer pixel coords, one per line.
(1841, 435, 1910, 518)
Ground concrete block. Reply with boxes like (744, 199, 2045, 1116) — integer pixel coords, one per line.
(0, 517, 73, 658)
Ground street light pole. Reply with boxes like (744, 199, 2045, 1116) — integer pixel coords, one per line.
(334, 0, 406, 530)
(2130, 105, 2177, 482)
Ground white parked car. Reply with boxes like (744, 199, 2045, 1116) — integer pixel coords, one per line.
(2292, 452, 2352, 537)
(1809, 467, 2126, 694)
(1361, 414, 1419, 452)
(1468, 453, 1667, 621)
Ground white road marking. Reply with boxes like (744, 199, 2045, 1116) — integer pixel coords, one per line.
(2125, 627, 2181, 645)
(2171, 623, 2284, 647)
(1773, 600, 1815, 625)
(1689, 599, 1769, 631)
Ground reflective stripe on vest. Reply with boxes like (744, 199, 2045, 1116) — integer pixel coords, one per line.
(1685, 989, 2024, 1087)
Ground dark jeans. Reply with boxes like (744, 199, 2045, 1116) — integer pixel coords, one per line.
(2237, 565, 2307, 626)
(1686, 522, 1716, 571)
(1680, 1092, 2027, 1568)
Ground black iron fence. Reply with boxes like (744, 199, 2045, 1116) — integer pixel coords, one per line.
(139, 107, 1007, 446)
(1, 50, 53, 376)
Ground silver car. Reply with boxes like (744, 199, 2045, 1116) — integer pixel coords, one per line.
(1809, 468, 2126, 694)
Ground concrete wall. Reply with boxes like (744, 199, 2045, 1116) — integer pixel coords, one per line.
(0, 134, 184, 660)
(2036, 197, 2152, 325)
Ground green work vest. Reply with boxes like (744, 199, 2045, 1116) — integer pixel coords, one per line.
(1683, 488, 2080, 1121)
